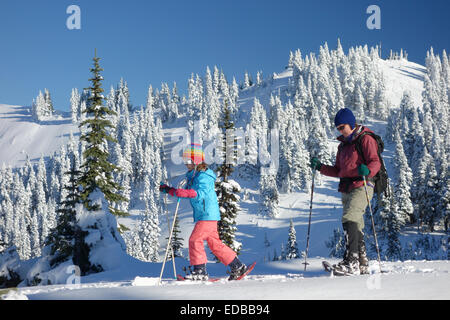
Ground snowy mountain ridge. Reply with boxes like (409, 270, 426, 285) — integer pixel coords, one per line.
(0, 58, 425, 169)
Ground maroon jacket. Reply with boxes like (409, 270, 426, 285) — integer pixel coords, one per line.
(320, 126, 381, 193)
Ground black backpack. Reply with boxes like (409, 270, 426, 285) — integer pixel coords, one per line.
(353, 132, 390, 198)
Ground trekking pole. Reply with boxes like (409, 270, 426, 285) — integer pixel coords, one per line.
(162, 181, 177, 279)
(303, 169, 316, 271)
(362, 176, 382, 273)
(158, 179, 186, 285)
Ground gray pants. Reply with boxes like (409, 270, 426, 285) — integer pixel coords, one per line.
(341, 186, 373, 232)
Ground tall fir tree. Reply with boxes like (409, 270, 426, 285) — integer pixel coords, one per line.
(78, 51, 128, 217)
(392, 131, 414, 224)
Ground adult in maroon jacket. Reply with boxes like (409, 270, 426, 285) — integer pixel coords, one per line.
(310, 108, 381, 275)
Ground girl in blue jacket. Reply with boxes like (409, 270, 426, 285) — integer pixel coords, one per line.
(160, 143, 248, 280)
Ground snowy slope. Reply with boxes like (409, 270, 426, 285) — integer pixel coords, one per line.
(0, 104, 78, 167)
(378, 59, 426, 109)
(2, 58, 449, 301)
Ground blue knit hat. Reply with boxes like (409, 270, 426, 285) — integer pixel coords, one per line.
(334, 108, 356, 129)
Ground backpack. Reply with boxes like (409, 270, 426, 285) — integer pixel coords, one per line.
(353, 132, 390, 198)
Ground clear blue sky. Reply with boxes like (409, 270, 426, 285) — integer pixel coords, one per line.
(0, 0, 449, 111)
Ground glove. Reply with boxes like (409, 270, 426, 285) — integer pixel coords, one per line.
(310, 157, 322, 171)
(168, 188, 177, 197)
(358, 164, 370, 177)
(159, 184, 174, 194)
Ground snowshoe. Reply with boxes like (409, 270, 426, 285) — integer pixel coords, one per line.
(333, 253, 360, 276)
(227, 262, 256, 281)
(180, 264, 210, 281)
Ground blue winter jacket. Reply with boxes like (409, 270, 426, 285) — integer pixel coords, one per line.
(185, 169, 221, 222)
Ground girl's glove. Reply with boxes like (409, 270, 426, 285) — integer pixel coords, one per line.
(159, 184, 175, 194)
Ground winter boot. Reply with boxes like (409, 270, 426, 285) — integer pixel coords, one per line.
(334, 252, 360, 275)
(358, 232, 369, 275)
(185, 264, 209, 281)
(333, 222, 361, 275)
(227, 257, 247, 281)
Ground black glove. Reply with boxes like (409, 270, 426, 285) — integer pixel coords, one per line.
(159, 184, 172, 194)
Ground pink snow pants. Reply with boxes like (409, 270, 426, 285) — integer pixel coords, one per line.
(189, 221, 237, 266)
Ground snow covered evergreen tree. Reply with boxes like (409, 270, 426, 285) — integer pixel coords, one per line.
(259, 170, 279, 218)
(70, 88, 81, 123)
(392, 131, 414, 224)
(32, 89, 54, 122)
(286, 219, 300, 259)
(45, 155, 90, 270)
(135, 194, 161, 262)
(78, 51, 128, 217)
(44, 89, 54, 115)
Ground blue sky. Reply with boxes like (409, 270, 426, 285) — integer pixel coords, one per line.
(0, 0, 449, 111)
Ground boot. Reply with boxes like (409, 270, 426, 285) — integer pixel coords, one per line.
(227, 257, 247, 281)
(185, 264, 209, 281)
(358, 232, 369, 275)
(334, 252, 360, 275)
(333, 222, 361, 275)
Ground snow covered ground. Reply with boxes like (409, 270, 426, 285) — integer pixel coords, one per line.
(3, 259, 449, 300)
(1, 58, 449, 301)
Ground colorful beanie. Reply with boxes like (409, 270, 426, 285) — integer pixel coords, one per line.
(182, 143, 205, 165)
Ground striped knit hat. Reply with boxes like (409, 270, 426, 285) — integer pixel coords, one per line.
(182, 143, 205, 165)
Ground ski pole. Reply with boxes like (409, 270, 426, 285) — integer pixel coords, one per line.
(158, 179, 186, 285)
(303, 169, 316, 271)
(162, 181, 177, 278)
(159, 197, 181, 285)
(362, 176, 382, 273)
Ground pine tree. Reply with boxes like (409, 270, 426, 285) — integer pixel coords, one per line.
(137, 197, 161, 262)
(286, 219, 300, 259)
(11, 173, 32, 259)
(31, 91, 46, 122)
(70, 88, 81, 123)
(78, 51, 128, 217)
(243, 71, 251, 89)
(383, 204, 403, 261)
(392, 131, 414, 224)
(354, 84, 366, 123)
(45, 156, 89, 270)
(44, 88, 54, 115)
(259, 170, 279, 218)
